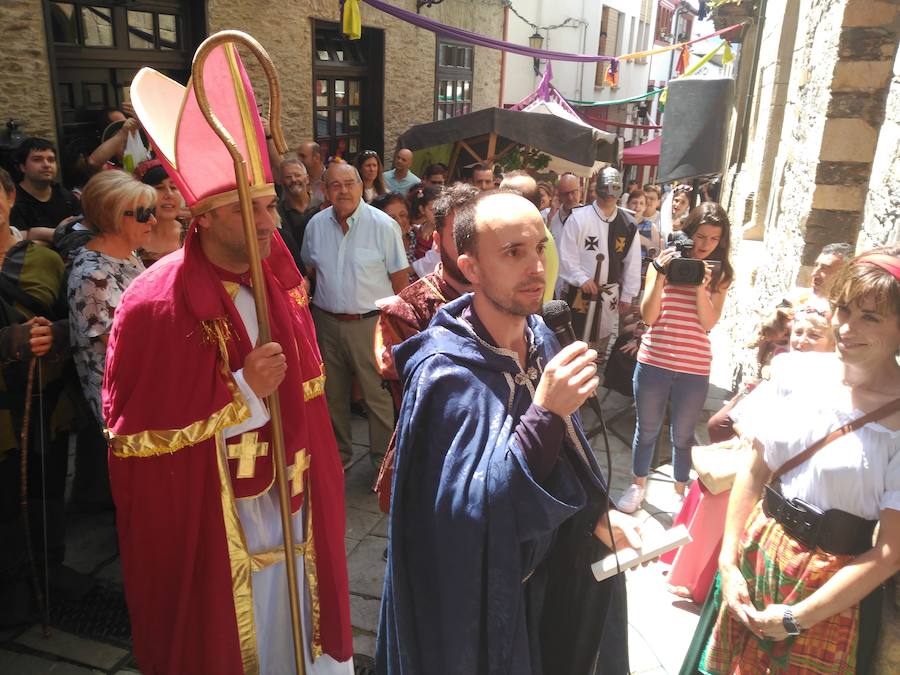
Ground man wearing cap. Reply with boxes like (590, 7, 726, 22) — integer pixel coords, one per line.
(558, 167, 641, 362)
(103, 41, 352, 674)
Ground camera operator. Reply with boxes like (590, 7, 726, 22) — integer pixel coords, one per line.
(618, 202, 735, 513)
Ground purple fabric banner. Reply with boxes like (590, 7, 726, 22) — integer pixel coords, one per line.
(362, 0, 618, 63)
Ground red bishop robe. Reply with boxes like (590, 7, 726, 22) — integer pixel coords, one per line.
(103, 225, 352, 674)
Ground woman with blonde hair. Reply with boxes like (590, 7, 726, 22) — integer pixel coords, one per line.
(68, 169, 154, 423)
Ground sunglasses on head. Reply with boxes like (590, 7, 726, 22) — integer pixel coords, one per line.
(124, 205, 157, 223)
(359, 150, 379, 158)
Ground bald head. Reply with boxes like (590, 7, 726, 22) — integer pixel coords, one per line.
(393, 148, 413, 176)
(557, 173, 581, 211)
(499, 172, 541, 209)
(297, 142, 323, 173)
(455, 192, 543, 256)
(325, 162, 363, 218)
(455, 192, 547, 317)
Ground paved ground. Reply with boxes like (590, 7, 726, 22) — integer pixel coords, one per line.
(0, 384, 733, 674)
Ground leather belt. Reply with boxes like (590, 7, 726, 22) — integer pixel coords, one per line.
(316, 307, 380, 322)
(762, 485, 876, 556)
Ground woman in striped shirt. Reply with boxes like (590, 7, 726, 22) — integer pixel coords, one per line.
(619, 202, 735, 513)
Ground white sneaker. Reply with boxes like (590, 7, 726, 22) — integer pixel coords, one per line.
(617, 483, 645, 514)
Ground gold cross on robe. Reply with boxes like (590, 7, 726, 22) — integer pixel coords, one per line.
(228, 432, 270, 479)
(289, 449, 311, 497)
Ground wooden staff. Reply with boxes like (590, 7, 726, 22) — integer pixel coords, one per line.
(191, 31, 305, 675)
(581, 253, 605, 344)
(19, 357, 49, 636)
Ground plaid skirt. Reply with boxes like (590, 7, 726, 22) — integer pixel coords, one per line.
(699, 501, 868, 674)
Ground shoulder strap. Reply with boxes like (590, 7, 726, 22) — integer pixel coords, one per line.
(772, 396, 900, 482)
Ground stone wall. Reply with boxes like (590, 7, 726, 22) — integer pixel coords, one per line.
(712, 0, 900, 390)
(0, 0, 57, 144)
(207, 0, 503, 164)
(859, 33, 900, 250)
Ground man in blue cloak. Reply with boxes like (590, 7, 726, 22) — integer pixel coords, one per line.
(377, 192, 643, 674)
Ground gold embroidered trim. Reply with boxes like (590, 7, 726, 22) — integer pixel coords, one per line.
(303, 365, 326, 402)
(289, 287, 309, 308)
(419, 275, 448, 304)
(250, 543, 307, 572)
(304, 484, 323, 660)
(107, 397, 249, 458)
(109, 318, 248, 457)
(224, 43, 266, 187)
(190, 183, 276, 216)
(215, 433, 260, 674)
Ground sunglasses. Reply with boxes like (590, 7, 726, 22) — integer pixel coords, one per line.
(124, 205, 157, 223)
(359, 150, 379, 158)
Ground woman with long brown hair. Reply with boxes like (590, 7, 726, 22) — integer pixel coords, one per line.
(354, 149, 387, 204)
(619, 202, 735, 513)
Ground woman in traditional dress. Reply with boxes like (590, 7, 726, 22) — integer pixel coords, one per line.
(693, 247, 900, 674)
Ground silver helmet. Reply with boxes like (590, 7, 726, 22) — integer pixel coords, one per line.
(596, 166, 623, 200)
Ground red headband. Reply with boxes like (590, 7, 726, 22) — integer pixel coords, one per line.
(857, 253, 900, 280)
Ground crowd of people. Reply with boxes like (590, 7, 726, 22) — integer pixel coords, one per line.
(0, 74, 897, 675)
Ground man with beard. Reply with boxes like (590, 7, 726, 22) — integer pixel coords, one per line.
(276, 158, 317, 274)
(377, 191, 639, 675)
(372, 183, 477, 512)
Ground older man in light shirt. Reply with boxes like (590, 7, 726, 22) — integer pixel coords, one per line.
(302, 163, 412, 468)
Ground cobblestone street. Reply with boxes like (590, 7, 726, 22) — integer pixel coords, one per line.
(0, 379, 733, 674)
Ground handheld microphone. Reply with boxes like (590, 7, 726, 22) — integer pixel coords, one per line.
(542, 300, 606, 423)
(542, 299, 578, 348)
(542, 300, 622, 574)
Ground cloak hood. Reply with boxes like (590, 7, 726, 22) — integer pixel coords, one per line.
(394, 293, 558, 390)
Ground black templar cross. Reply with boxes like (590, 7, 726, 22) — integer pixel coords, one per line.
(585, 236, 599, 251)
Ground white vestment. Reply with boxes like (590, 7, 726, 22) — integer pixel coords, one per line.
(225, 286, 354, 675)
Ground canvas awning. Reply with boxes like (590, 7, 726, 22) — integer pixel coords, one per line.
(622, 135, 661, 166)
(396, 107, 620, 178)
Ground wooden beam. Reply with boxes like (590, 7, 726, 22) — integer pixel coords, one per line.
(486, 132, 498, 164)
(458, 139, 483, 163)
(493, 141, 518, 163)
(448, 142, 462, 177)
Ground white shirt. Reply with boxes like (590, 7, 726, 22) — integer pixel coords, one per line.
(301, 200, 408, 314)
(557, 203, 642, 304)
(549, 207, 577, 247)
(740, 351, 900, 520)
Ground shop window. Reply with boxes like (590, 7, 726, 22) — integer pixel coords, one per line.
(435, 39, 473, 120)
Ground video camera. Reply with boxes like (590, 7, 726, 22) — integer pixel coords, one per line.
(665, 232, 707, 286)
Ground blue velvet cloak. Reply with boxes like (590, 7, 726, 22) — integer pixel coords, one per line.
(376, 294, 628, 675)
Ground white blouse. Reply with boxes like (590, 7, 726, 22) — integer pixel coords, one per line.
(736, 351, 900, 521)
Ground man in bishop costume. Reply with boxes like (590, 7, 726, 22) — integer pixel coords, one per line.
(102, 39, 353, 675)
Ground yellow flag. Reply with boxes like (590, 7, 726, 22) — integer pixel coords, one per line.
(723, 41, 735, 64)
(343, 0, 362, 40)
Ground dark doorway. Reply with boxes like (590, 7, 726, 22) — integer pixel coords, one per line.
(312, 21, 384, 164)
(43, 1, 205, 187)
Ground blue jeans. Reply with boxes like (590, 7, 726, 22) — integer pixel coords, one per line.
(631, 361, 709, 483)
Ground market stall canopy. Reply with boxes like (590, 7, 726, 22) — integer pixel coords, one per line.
(396, 107, 620, 178)
(622, 135, 661, 166)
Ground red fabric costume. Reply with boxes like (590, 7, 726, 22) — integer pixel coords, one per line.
(102, 38, 351, 674)
(373, 268, 463, 512)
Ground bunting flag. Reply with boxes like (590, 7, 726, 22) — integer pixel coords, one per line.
(659, 41, 730, 105)
(342, 0, 362, 40)
(568, 87, 665, 107)
(359, 0, 745, 65)
(675, 45, 691, 75)
(723, 41, 735, 64)
(604, 60, 619, 88)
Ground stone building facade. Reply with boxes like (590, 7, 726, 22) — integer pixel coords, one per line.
(0, 0, 503, 172)
(712, 0, 900, 391)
